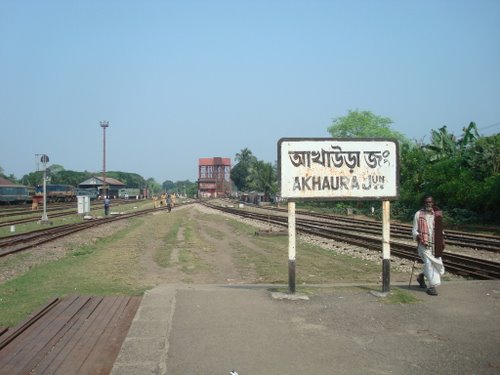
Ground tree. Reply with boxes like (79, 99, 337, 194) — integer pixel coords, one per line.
(246, 160, 277, 199)
(472, 133, 500, 176)
(162, 180, 175, 192)
(328, 110, 409, 144)
(235, 148, 257, 164)
(398, 142, 430, 209)
(425, 122, 480, 162)
(231, 148, 257, 191)
(173, 180, 196, 196)
(21, 171, 44, 187)
(146, 178, 162, 195)
(48, 164, 65, 175)
(51, 170, 92, 186)
(107, 172, 146, 188)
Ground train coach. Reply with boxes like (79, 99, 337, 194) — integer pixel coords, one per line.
(0, 184, 30, 204)
(118, 188, 141, 199)
(76, 188, 98, 200)
(35, 184, 77, 202)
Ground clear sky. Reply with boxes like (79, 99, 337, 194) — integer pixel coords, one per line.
(1, 0, 499, 183)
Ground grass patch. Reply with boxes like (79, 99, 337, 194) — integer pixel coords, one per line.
(178, 217, 213, 275)
(0, 220, 147, 327)
(223, 215, 388, 284)
(225, 217, 265, 236)
(232, 239, 287, 283)
(0, 200, 153, 238)
(153, 217, 183, 267)
(385, 288, 420, 304)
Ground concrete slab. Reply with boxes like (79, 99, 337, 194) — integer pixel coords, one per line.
(111, 280, 500, 375)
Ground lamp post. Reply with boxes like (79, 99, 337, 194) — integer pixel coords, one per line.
(40, 154, 49, 223)
(100, 121, 109, 197)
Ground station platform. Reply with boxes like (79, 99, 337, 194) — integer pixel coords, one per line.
(110, 280, 500, 375)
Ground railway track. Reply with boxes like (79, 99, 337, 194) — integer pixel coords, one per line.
(256, 204, 500, 253)
(200, 201, 500, 280)
(2, 200, 499, 280)
(0, 199, 145, 229)
(0, 204, 179, 257)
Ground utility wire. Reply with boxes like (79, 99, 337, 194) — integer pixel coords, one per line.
(478, 121, 500, 131)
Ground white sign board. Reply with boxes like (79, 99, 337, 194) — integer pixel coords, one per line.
(77, 195, 90, 214)
(278, 138, 399, 200)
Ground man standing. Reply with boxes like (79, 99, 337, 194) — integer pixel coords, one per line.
(166, 193, 172, 212)
(412, 195, 445, 296)
(104, 196, 110, 216)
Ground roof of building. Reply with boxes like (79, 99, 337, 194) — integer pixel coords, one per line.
(198, 157, 231, 166)
(78, 176, 126, 186)
(0, 177, 15, 185)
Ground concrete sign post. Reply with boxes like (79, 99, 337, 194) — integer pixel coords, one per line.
(288, 201, 296, 294)
(278, 138, 399, 293)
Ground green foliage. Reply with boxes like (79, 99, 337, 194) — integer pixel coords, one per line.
(327, 110, 409, 144)
(246, 160, 278, 197)
(52, 170, 93, 186)
(170, 180, 197, 196)
(231, 148, 258, 191)
(146, 177, 162, 195)
(21, 171, 45, 187)
(231, 162, 250, 191)
(398, 143, 429, 208)
(424, 122, 480, 162)
(106, 171, 146, 188)
(470, 134, 500, 177)
(162, 180, 175, 192)
(476, 174, 500, 221)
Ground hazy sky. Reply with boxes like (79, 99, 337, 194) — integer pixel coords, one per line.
(1, 0, 499, 183)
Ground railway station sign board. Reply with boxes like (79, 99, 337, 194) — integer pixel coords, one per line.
(278, 138, 399, 200)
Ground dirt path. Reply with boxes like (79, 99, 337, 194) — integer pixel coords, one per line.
(131, 205, 262, 287)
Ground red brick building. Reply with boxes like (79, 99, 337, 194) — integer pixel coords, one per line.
(197, 157, 232, 198)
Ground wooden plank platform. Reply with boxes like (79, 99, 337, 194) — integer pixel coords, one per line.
(0, 295, 141, 375)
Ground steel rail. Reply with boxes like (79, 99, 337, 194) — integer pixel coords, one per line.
(201, 201, 500, 280)
(0, 203, 190, 257)
(231, 201, 500, 252)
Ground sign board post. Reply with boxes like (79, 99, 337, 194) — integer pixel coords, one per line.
(288, 201, 296, 294)
(278, 138, 399, 293)
(382, 200, 391, 292)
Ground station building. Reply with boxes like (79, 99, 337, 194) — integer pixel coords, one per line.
(197, 157, 232, 198)
(78, 176, 126, 199)
(0, 177, 14, 185)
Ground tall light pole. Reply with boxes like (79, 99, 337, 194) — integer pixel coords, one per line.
(100, 121, 109, 197)
(40, 154, 49, 223)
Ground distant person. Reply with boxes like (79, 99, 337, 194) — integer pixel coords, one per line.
(412, 195, 445, 296)
(104, 196, 110, 216)
(166, 193, 172, 212)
